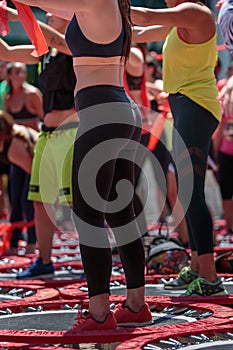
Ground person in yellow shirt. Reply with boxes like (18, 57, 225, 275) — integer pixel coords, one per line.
(131, 0, 227, 296)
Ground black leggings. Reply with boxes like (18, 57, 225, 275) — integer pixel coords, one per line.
(72, 85, 145, 297)
(218, 151, 233, 199)
(169, 93, 218, 255)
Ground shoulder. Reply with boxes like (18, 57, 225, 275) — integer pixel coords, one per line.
(175, 2, 214, 21)
(24, 84, 42, 98)
(130, 47, 144, 62)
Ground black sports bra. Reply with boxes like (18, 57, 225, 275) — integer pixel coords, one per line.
(65, 14, 124, 58)
(9, 106, 38, 121)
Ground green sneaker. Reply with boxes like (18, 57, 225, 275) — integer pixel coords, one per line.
(183, 277, 228, 296)
(164, 266, 198, 290)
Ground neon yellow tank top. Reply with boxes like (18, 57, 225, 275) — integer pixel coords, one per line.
(163, 27, 221, 121)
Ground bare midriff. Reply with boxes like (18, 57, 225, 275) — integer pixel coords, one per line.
(16, 119, 39, 132)
(44, 107, 77, 128)
(72, 56, 125, 95)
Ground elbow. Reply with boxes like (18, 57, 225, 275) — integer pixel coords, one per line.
(131, 8, 148, 26)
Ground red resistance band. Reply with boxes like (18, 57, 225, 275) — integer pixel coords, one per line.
(0, 0, 48, 57)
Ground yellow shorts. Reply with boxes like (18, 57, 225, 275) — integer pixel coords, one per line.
(28, 126, 77, 205)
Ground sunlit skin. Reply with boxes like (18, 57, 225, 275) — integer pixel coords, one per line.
(131, 1, 215, 46)
(4, 63, 43, 130)
(46, 12, 67, 33)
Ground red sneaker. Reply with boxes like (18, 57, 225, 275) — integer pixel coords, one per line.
(113, 300, 152, 327)
(68, 310, 117, 332)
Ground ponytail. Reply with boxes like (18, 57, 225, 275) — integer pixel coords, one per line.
(118, 0, 132, 61)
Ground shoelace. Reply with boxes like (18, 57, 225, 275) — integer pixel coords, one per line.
(179, 266, 191, 280)
(72, 310, 91, 327)
(186, 278, 204, 295)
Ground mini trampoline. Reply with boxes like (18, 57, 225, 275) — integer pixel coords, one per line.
(0, 282, 59, 310)
(115, 324, 233, 350)
(0, 257, 31, 273)
(59, 278, 233, 304)
(0, 297, 231, 345)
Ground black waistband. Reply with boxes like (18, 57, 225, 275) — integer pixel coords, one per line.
(41, 122, 79, 132)
(75, 85, 129, 111)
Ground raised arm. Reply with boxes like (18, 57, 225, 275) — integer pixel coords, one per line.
(6, 7, 71, 55)
(32, 21, 71, 55)
(10, 0, 90, 20)
(131, 4, 213, 28)
(0, 38, 39, 65)
(132, 25, 171, 43)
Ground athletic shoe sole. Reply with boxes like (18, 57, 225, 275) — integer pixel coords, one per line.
(117, 319, 153, 327)
(164, 283, 190, 290)
(17, 273, 54, 280)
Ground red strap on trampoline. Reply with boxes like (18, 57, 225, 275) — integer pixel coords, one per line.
(116, 323, 233, 350)
(0, 296, 232, 344)
(0, 288, 59, 311)
(0, 256, 31, 272)
(157, 293, 233, 307)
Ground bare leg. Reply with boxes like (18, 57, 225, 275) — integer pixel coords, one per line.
(222, 199, 233, 232)
(190, 250, 217, 282)
(190, 250, 199, 273)
(89, 293, 110, 321)
(34, 201, 55, 265)
(0, 175, 9, 217)
(125, 286, 145, 311)
(198, 253, 217, 282)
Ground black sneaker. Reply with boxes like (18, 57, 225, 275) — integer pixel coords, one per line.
(164, 266, 198, 290)
(17, 257, 54, 279)
(182, 277, 228, 296)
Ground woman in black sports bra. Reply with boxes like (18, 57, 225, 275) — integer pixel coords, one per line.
(14, 0, 152, 331)
(4, 62, 43, 131)
(0, 10, 78, 271)
(3, 62, 43, 255)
